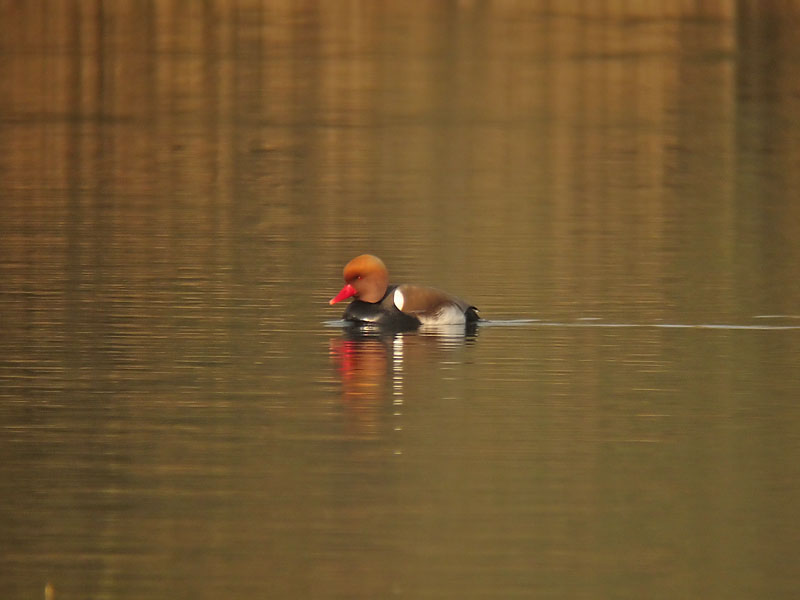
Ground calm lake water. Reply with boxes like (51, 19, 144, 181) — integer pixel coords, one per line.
(2, 2, 800, 599)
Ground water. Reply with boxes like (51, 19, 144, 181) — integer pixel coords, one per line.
(2, 3, 800, 599)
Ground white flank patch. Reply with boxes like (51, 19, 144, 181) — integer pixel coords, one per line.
(393, 288, 405, 311)
(419, 305, 466, 325)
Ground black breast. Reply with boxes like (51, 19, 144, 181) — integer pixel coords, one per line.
(342, 285, 421, 330)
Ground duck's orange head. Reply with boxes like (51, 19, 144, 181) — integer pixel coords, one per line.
(329, 254, 390, 305)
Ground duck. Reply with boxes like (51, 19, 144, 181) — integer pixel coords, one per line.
(329, 254, 479, 329)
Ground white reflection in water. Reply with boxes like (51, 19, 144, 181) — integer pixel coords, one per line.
(392, 335, 404, 455)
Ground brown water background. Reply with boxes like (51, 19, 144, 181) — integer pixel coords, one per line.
(2, 2, 800, 599)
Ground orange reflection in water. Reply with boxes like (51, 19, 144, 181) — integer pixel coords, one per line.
(329, 325, 478, 437)
(329, 334, 391, 437)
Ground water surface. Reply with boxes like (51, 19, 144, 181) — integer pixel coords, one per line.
(2, 3, 800, 599)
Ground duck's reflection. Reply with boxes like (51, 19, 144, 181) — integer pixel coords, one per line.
(329, 323, 478, 437)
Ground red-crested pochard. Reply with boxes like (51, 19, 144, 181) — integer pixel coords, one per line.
(329, 254, 479, 328)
